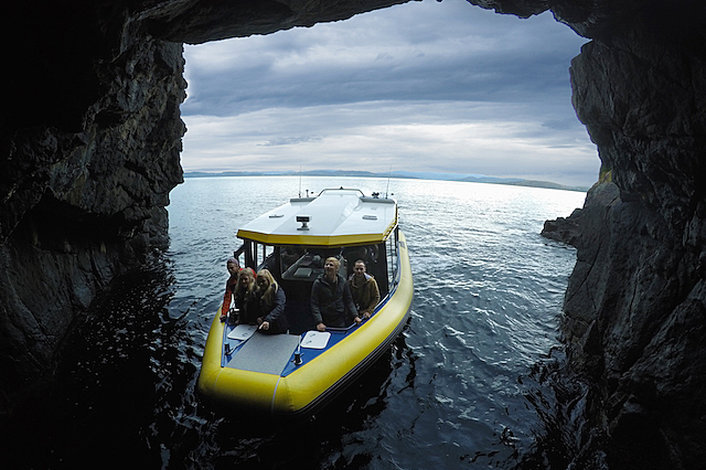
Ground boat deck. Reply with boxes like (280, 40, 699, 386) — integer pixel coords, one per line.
(227, 332, 301, 374)
(222, 323, 357, 376)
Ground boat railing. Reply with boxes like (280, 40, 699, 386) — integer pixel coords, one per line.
(317, 187, 365, 197)
(359, 195, 395, 204)
(324, 325, 356, 333)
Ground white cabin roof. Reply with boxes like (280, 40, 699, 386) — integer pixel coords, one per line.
(236, 188, 397, 246)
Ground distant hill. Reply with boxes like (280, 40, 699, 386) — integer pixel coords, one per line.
(183, 169, 589, 192)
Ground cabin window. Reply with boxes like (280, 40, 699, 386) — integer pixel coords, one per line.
(278, 244, 388, 288)
(235, 241, 278, 274)
(342, 243, 389, 298)
(280, 246, 345, 282)
(233, 240, 394, 302)
(386, 228, 399, 291)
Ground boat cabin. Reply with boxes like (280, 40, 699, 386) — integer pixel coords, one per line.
(232, 188, 400, 333)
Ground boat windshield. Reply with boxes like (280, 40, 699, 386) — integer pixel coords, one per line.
(280, 244, 384, 285)
(281, 246, 339, 282)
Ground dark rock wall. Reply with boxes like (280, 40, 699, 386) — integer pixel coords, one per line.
(2, 0, 705, 467)
(537, 2, 706, 466)
(0, 2, 187, 408)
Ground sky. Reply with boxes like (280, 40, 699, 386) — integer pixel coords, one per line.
(181, 0, 600, 187)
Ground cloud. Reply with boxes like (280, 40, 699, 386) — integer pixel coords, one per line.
(259, 135, 324, 147)
(183, 100, 596, 185)
(180, 0, 599, 187)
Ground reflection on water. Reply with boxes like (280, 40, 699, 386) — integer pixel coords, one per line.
(2, 176, 585, 469)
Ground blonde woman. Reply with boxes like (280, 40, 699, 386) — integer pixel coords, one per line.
(233, 267, 258, 325)
(255, 269, 288, 334)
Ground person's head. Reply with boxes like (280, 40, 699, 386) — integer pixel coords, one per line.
(226, 257, 240, 276)
(256, 269, 276, 292)
(238, 268, 256, 291)
(353, 259, 366, 278)
(324, 257, 340, 279)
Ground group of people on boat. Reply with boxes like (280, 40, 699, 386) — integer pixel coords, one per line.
(220, 257, 289, 333)
(220, 255, 380, 334)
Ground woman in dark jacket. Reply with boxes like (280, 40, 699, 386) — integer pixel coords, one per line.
(233, 267, 259, 325)
(310, 257, 357, 331)
(255, 269, 288, 334)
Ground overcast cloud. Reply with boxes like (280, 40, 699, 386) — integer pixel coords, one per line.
(181, 0, 599, 187)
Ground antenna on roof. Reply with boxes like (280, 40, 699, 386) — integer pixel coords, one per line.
(298, 164, 302, 198)
(385, 167, 392, 198)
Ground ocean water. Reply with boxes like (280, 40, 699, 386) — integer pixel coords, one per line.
(4, 176, 585, 469)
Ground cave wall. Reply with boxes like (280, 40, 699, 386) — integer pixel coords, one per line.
(1, 2, 186, 411)
(544, 2, 706, 468)
(0, 0, 409, 416)
(2, 0, 705, 467)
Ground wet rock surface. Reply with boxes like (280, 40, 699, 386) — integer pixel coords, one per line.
(1, 2, 187, 412)
(539, 1, 706, 466)
(2, 1, 705, 467)
(543, 177, 706, 468)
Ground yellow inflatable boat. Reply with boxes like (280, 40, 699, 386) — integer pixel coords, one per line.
(197, 187, 413, 415)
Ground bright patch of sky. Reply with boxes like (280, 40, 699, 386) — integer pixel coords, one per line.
(181, 0, 599, 187)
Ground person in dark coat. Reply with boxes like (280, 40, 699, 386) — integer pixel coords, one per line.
(233, 267, 259, 325)
(310, 257, 357, 331)
(255, 269, 288, 334)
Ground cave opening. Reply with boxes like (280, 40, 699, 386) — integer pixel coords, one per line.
(2, 1, 705, 467)
(177, 0, 599, 190)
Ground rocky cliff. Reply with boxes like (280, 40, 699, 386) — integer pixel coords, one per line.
(1, 0, 705, 468)
(537, 1, 706, 466)
(1, 2, 186, 413)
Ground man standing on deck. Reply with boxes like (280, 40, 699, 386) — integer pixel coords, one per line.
(348, 259, 380, 322)
(310, 257, 357, 331)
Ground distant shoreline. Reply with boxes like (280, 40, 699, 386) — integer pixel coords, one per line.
(182, 170, 589, 192)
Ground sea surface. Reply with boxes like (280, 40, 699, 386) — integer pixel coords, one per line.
(5, 176, 586, 469)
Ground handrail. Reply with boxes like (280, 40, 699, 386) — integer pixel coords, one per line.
(317, 187, 365, 197)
